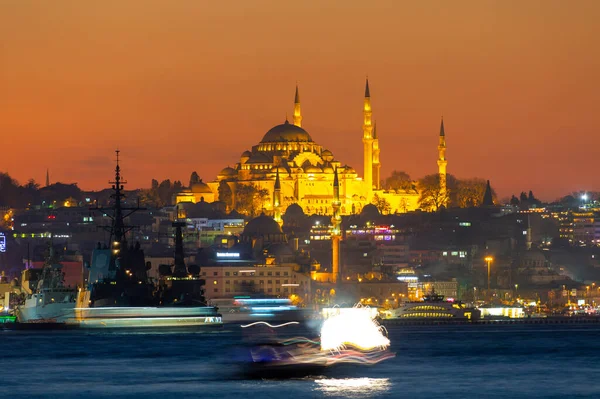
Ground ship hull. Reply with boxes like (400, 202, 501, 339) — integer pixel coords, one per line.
(16, 300, 75, 324)
(67, 306, 223, 329)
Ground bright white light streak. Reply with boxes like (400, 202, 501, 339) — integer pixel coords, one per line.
(320, 306, 390, 351)
(241, 321, 300, 328)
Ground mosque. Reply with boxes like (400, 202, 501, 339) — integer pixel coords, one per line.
(175, 79, 448, 216)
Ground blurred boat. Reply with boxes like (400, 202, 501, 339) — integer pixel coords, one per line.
(209, 296, 304, 324)
(239, 306, 394, 378)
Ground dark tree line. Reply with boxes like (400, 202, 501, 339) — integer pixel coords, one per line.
(137, 179, 183, 208)
(0, 172, 83, 208)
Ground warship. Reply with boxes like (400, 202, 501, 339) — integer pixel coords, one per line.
(69, 151, 222, 329)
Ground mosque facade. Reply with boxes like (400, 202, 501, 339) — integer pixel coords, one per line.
(176, 79, 447, 216)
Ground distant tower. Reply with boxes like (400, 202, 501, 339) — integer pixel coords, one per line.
(331, 168, 342, 283)
(372, 121, 381, 190)
(46, 169, 50, 187)
(273, 168, 283, 226)
(482, 180, 494, 207)
(362, 78, 374, 195)
(437, 117, 448, 207)
(293, 83, 302, 128)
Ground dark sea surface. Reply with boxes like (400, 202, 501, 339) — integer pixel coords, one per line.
(2, 323, 600, 399)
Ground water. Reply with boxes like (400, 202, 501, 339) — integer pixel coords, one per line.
(2, 324, 600, 398)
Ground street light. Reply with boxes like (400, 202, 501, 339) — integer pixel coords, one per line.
(484, 256, 494, 293)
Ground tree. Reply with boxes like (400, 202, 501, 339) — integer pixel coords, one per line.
(138, 188, 163, 208)
(510, 195, 520, 206)
(372, 193, 392, 215)
(189, 171, 200, 188)
(157, 179, 172, 205)
(456, 178, 492, 208)
(234, 184, 270, 217)
(520, 192, 528, 203)
(384, 170, 413, 191)
(39, 183, 83, 206)
(417, 174, 457, 211)
(218, 180, 233, 210)
(0, 173, 21, 207)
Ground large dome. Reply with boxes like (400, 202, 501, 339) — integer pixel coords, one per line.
(243, 214, 283, 236)
(261, 120, 313, 143)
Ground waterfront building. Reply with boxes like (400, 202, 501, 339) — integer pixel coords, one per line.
(199, 263, 310, 302)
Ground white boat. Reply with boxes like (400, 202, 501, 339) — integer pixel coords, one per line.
(16, 288, 76, 323)
(382, 292, 480, 321)
(16, 246, 77, 324)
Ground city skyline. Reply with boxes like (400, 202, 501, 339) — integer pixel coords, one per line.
(1, 1, 599, 201)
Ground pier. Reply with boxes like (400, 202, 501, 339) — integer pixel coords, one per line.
(381, 316, 600, 326)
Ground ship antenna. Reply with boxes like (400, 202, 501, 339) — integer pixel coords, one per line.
(109, 150, 127, 245)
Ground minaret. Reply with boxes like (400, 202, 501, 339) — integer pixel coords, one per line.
(362, 78, 374, 195)
(273, 168, 283, 226)
(437, 117, 448, 207)
(293, 83, 302, 128)
(46, 169, 50, 187)
(372, 121, 381, 190)
(482, 180, 494, 207)
(331, 168, 342, 283)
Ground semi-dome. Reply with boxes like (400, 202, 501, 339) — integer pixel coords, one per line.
(271, 165, 287, 173)
(190, 181, 213, 194)
(241, 150, 252, 157)
(321, 149, 334, 162)
(322, 165, 334, 173)
(304, 165, 322, 173)
(243, 214, 283, 236)
(261, 120, 313, 143)
(218, 166, 237, 178)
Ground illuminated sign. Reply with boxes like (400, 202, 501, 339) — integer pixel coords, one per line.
(216, 252, 240, 258)
(0, 233, 5, 253)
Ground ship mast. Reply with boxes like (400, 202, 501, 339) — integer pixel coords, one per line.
(110, 150, 126, 245)
(93, 150, 145, 254)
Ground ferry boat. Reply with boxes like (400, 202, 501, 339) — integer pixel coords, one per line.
(382, 291, 480, 321)
(15, 245, 77, 324)
(66, 151, 222, 329)
(209, 296, 303, 324)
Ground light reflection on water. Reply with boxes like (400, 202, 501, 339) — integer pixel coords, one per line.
(315, 378, 391, 397)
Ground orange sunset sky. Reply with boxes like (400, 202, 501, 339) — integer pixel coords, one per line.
(1, 1, 598, 201)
